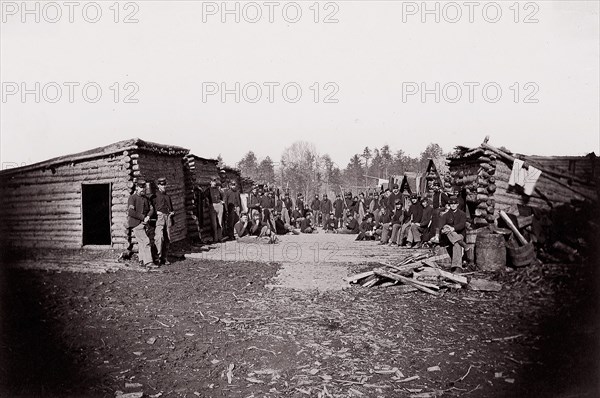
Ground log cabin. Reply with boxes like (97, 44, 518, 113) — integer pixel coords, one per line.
(448, 139, 599, 227)
(0, 139, 192, 250)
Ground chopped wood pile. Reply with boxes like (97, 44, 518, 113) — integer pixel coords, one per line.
(344, 252, 502, 294)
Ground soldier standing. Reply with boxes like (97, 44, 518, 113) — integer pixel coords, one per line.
(223, 180, 242, 240)
(128, 180, 155, 268)
(206, 177, 224, 242)
(153, 177, 174, 265)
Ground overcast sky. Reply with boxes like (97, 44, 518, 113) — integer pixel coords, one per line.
(1, 1, 598, 169)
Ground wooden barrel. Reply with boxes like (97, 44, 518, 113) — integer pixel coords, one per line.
(507, 242, 535, 267)
(475, 233, 506, 272)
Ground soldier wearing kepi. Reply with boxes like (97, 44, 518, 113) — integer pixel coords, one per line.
(128, 179, 155, 268)
(206, 177, 225, 242)
(153, 177, 174, 266)
(440, 196, 468, 269)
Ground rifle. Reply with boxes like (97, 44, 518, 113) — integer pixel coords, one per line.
(339, 185, 348, 209)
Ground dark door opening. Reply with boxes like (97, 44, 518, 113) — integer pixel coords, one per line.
(82, 183, 112, 245)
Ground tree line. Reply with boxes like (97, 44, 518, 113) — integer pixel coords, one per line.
(232, 141, 448, 197)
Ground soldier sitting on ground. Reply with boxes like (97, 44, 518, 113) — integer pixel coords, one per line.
(337, 211, 359, 234)
(356, 213, 376, 241)
(301, 211, 318, 234)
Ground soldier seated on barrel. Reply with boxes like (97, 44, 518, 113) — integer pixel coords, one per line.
(439, 196, 470, 269)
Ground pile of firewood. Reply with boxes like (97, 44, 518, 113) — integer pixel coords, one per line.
(344, 253, 502, 295)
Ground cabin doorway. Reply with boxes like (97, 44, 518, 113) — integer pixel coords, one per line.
(82, 183, 112, 245)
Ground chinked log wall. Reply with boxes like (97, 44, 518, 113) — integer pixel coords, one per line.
(131, 151, 188, 244)
(186, 156, 220, 241)
(0, 154, 131, 249)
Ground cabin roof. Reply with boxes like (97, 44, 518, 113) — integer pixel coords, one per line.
(0, 138, 190, 176)
(186, 154, 219, 164)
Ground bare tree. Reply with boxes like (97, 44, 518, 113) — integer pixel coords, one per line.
(280, 141, 322, 197)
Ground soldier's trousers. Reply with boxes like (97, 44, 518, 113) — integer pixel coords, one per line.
(133, 223, 153, 266)
(155, 213, 170, 262)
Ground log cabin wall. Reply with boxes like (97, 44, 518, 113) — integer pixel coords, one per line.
(523, 155, 598, 183)
(449, 147, 598, 227)
(186, 155, 220, 242)
(0, 153, 131, 249)
(448, 150, 498, 226)
(132, 150, 188, 243)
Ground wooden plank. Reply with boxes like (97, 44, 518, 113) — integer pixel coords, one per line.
(344, 271, 375, 283)
(437, 269, 468, 285)
(378, 261, 423, 275)
(373, 269, 439, 296)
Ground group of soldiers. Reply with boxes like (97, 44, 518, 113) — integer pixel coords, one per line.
(126, 174, 468, 268)
(127, 177, 174, 269)
(203, 179, 469, 268)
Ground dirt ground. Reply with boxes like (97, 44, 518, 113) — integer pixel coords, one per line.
(0, 233, 598, 398)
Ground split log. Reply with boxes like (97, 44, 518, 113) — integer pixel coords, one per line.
(378, 261, 422, 275)
(344, 271, 375, 283)
(437, 269, 468, 285)
(487, 184, 497, 193)
(516, 215, 533, 228)
(473, 217, 488, 225)
(361, 275, 380, 288)
(499, 210, 528, 245)
(373, 269, 439, 296)
(474, 208, 487, 217)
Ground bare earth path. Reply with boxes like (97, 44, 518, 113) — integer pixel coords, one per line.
(187, 233, 429, 291)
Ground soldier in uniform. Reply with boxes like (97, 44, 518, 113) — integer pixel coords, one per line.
(205, 177, 224, 243)
(296, 193, 305, 217)
(310, 194, 321, 226)
(223, 180, 242, 240)
(440, 196, 468, 269)
(153, 177, 174, 265)
(320, 194, 333, 229)
(128, 180, 155, 268)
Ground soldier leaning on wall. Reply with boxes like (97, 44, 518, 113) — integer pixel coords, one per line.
(153, 177, 174, 266)
(127, 179, 156, 269)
